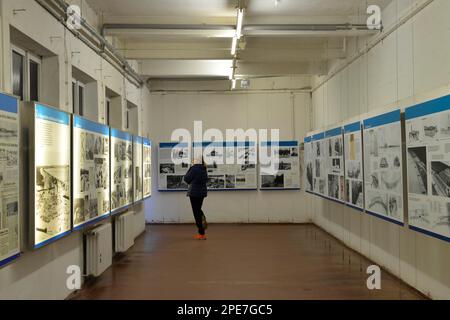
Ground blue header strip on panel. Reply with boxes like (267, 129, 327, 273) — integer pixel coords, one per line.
(36, 104, 70, 125)
(312, 132, 325, 141)
(344, 122, 361, 134)
(134, 136, 144, 145)
(0, 253, 20, 268)
(261, 141, 298, 147)
(304, 136, 312, 143)
(143, 139, 151, 147)
(0, 93, 18, 114)
(325, 127, 342, 138)
(364, 110, 400, 129)
(405, 94, 450, 120)
(74, 116, 109, 136)
(111, 128, 132, 141)
(160, 142, 188, 148)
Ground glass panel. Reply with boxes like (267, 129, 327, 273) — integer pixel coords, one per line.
(78, 85, 84, 116)
(29, 60, 39, 101)
(12, 51, 24, 100)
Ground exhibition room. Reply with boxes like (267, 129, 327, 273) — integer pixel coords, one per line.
(0, 0, 449, 305)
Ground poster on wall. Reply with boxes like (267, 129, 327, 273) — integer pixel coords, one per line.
(110, 128, 133, 213)
(0, 93, 20, 266)
(143, 138, 152, 198)
(325, 128, 345, 202)
(344, 122, 364, 210)
(34, 104, 71, 248)
(158, 142, 190, 191)
(73, 116, 110, 230)
(192, 141, 257, 190)
(304, 136, 314, 193)
(363, 110, 404, 225)
(133, 136, 144, 202)
(312, 132, 327, 196)
(405, 95, 450, 242)
(260, 141, 300, 190)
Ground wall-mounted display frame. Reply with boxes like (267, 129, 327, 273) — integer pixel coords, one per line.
(21, 102, 72, 249)
(405, 94, 450, 242)
(312, 132, 327, 197)
(73, 115, 110, 230)
(0, 93, 20, 266)
(363, 110, 404, 226)
(158, 142, 190, 191)
(344, 122, 364, 210)
(260, 141, 300, 190)
(324, 128, 345, 202)
(133, 136, 144, 202)
(193, 141, 257, 191)
(143, 138, 152, 198)
(110, 128, 133, 214)
(304, 136, 314, 194)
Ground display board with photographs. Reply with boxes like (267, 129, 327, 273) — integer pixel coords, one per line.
(110, 128, 133, 213)
(73, 116, 110, 230)
(193, 141, 257, 190)
(344, 122, 364, 210)
(34, 104, 71, 248)
(143, 139, 152, 198)
(260, 141, 300, 190)
(133, 136, 144, 202)
(363, 110, 404, 225)
(158, 143, 190, 191)
(405, 95, 450, 242)
(304, 136, 314, 193)
(312, 132, 327, 196)
(325, 128, 345, 202)
(0, 93, 20, 266)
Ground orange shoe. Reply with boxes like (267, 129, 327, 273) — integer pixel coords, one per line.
(194, 234, 207, 240)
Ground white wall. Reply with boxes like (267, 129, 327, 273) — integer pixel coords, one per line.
(0, 0, 150, 299)
(144, 77, 313, 224)
(309, 0, 450, 299)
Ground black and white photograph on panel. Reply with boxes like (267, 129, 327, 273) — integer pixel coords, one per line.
(327, 174, 340, 199)
(207, 175, 226, 189)
(262, 174, 284, 188)
(167, 175, 188, 190)
(351, 181, 364, 207)
(226, 175, 236, 189)
(407, 147, 428, 195)
(160, 163, 175, 174)
(431, 161, 450, 198)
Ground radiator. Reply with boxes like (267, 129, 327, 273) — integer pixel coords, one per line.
(134, 210, 146, 239)
(115, 211, 135, 253)
(85, 223, 113, 277)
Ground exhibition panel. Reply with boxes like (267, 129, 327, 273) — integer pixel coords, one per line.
(29, 103, 72, 248)
(158, 142, 190, 191)
(304, 137, 314, 193)
(344, 122, 364, 210)
(143, 139, 152, 198)
(312, 132, 327, 197)
(111, 128, 134, 214)
(405, 94, 450, 242)
(363, 110, 404, 225)
(324, 128, 345, 202)
(0, 93, 20, 267)
(193, 141, 257, 191)
(133, 136, 144, 202)
(73, 116, 110, 230)
(260, 141, 300, 190)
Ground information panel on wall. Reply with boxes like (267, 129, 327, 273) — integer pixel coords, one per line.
(344, 122, 364, 210)
(260, 141, 300, 190)
(312, 133, 327, 196)
(143, 138, 152, 198)
(325, 128, 344, 202)
(405, 95, 450, 242)
(192, 141, 257, 190)
(34, 104, 71, 248)
(111, 128, 133, 213)
(158, 142, 190, 191)
(363, 110, 404, 225)
(0, 93, 20, 266)
(304, 137, 314, 193)
(133, 136, 144, 202)
(73, 116, 110, 230)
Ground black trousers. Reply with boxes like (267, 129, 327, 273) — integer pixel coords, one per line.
(189, 196, 205, 235)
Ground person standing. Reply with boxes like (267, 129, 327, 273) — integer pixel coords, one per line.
(184, 156, 208, 240)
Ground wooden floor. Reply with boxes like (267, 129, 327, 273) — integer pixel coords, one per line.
(72, 224, 425, 300)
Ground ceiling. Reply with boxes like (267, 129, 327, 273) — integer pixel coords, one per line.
(86, 0, 393, 82)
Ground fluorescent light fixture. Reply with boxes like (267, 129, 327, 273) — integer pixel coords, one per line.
(231, 36, 237, 56)
(231, 79, 237, 90)
(236, 9, 244, 39)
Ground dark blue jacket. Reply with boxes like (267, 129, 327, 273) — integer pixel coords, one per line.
(184, 164, 208, 198)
